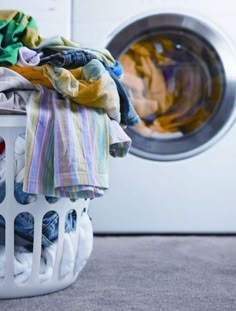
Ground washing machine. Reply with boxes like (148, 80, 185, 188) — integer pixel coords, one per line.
(72, 0, 236, 233)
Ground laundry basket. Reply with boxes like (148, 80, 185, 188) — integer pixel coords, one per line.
(0, 115, 93, 299)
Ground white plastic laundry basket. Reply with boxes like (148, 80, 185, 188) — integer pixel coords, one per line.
(0, 115, 92, 299)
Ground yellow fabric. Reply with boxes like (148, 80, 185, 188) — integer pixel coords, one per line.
(42, 65, 119, 110)
(11, 65, 116, 107)
(9, 66, 53, 89)
(0, 10, 22, 22)
(10, 64, 120, 110)
(10, 62, 120, 121)
(21, 27, 42, 47)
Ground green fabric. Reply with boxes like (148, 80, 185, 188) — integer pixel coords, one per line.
(0, 10, 41, 65)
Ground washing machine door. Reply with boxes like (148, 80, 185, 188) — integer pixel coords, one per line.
(106, 13, 236, 161)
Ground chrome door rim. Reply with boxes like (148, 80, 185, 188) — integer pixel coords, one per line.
(106, 13, 236, 161)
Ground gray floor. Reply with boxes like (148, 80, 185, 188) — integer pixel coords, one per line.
(1, 236, 236, 311)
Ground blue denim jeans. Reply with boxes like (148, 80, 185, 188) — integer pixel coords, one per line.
(16, 210, 76, 247)
(0, 182, 76, 248)
(0, 183, 5, 204)
(104, 63, 140, 127)
(0, 182, 61, 205)
(45, 196, 60, 204)
(0, 210, 76, 248)
(0, 182, 36, 204)
(39, 49, 97, 69)
(15, 182, 37, 204)
(110, 60, 123, 78)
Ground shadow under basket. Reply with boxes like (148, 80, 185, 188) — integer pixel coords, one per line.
(0, 115, 93, 299)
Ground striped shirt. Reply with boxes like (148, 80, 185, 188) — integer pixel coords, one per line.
(23, 85, 131, 199)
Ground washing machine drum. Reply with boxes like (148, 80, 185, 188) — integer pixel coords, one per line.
(107, 13, 236, 161)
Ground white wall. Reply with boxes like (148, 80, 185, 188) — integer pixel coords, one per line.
(1, 0, 71, 38)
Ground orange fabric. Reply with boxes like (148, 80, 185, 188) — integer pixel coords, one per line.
(9, 65, 53, 89)
(128, 42, 173, 114)
(119, 37, 213, 134)
(154, 64, 208, 131)
(121, 71, 157, 118)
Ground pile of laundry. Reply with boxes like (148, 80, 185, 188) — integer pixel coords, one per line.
(0, 10, 140, 283)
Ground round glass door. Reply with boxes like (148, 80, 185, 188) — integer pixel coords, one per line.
(106, 13, 236, 160)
